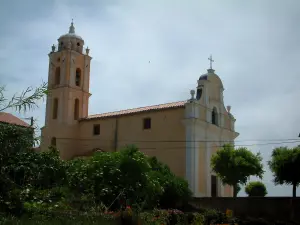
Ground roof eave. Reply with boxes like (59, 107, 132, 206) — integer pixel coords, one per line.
(79, 105, 185, 122)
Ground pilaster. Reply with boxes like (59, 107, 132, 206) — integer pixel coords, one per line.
(183, 91, 201, 196)
(206, 142, 211, 196)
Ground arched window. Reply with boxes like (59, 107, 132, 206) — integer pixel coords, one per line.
(75, 68, 81, 86)
(212, 107, 218, 126)
(51, 137, 56, 147)
(52, 98, 58, 119)
(196, 88, 202, 100)
(74, 98, 79, 120)
(54, 67, 60, 85)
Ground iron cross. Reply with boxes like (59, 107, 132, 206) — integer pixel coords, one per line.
(208, 55, 214, 69)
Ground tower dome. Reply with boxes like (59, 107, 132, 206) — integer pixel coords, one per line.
(56, 20, 85, 53)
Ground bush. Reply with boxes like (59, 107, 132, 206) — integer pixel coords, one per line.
(65, 146, 164, 210)
(148, 156, 192, 209)
(245, 181, 267, 197)
(2, 146, 66, 189)
(1, 142, 192, 216)
(0, 123, 34, 154)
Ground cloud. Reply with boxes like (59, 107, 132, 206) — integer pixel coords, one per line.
(1, 0, 300, 196)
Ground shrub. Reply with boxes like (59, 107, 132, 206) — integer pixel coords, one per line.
(0, 123, 34, 154)
(66, 146, 166, 210)
(3, 146, 66, 189)
(245, 181, 267, 197)
(148, 156, 192, 209)
(1, 143, 192, 216)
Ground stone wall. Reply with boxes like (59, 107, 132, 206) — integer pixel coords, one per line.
(190, 197, 300, 222)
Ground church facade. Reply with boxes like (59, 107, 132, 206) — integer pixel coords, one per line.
(41, 22, 239, 197)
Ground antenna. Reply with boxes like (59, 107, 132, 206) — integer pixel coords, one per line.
(22, 116, 34, 126)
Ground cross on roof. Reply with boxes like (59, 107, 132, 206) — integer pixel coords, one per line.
(208, 55, 214, 69)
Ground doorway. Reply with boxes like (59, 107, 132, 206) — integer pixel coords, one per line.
(211, 175, 218, 197)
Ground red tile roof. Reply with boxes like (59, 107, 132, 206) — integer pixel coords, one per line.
(0, 112, 30, 127)
(83, 100, 186, 120)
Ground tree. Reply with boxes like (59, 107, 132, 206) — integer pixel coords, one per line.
(0, 82, 48, 214)
(211, 144, 264, 197)
(268, 146, 300, 197)
(0, 82, 47, 112)
(245, 181, 267, 197)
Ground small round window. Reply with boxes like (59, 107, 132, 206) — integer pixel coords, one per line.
(77, 42, 80, 46)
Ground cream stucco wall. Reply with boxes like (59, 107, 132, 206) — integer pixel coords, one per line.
(77, 107, 186, 177)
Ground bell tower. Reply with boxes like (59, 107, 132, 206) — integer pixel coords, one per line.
(41, 21, 92, 158)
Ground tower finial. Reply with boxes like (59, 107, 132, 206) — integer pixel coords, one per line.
(69, 19, 75, 34)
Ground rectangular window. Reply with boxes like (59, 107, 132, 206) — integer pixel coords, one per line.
(143, 118, 151, 130)
(93, 124, 100, 135)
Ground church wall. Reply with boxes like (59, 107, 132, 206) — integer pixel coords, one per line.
(117, 107, 186, 177)
(78, 117, 116, 153)
(78, 107, 186, 178)
(224, 185, 233, 197)
(199, 104, 207, 121)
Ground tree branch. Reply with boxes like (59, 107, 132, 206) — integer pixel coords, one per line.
(0, 82, 48, 113)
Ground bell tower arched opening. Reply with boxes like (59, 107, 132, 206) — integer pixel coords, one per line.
(75, 68, 81, 87)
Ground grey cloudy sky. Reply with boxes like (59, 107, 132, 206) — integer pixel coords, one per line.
(1, 0, 300, 196)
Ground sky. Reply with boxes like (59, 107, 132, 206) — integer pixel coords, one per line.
(0, 0, 300, 196)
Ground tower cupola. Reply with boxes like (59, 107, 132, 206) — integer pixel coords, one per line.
(53, 20, 88, 54)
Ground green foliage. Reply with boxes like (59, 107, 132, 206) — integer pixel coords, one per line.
(65, 146, 191, 211)
(0, 144, 66, 214)
(211, 144, 264, 196)
(3, 146, 65, 189)
(66, 145, 163, 210)
(1, 138, 192, 218)
(245, 181, 268, 197)
(148, 156, 192, 209)
(268, 146, 300, 197)
(0, 123, 34, 154)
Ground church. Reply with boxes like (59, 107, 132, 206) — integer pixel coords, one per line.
(40, 22, 239, 197)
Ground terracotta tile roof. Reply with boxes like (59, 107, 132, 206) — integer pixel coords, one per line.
(0, 112, 30, 127)
(83, 100, 186, 120)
